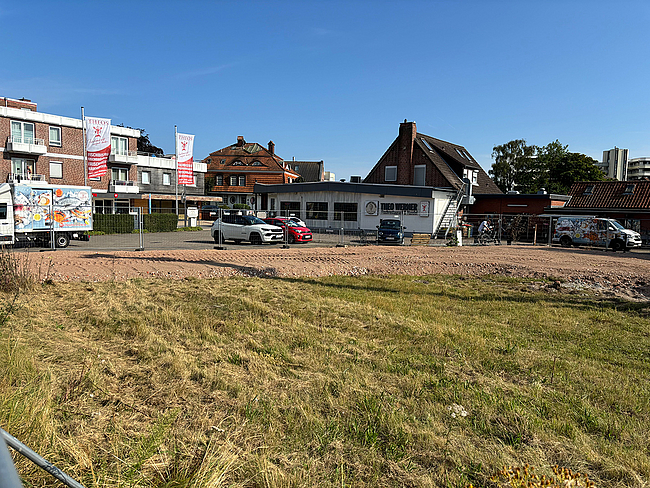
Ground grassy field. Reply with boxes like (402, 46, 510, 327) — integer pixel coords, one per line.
(1, 271, 649, 487)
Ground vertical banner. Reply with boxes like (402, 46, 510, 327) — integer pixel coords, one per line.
(85, 117, 111, 178)
(176, 133, 195, 185)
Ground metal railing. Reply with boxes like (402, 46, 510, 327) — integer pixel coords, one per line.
(8, 135, 45, 146)
(0, 427, 86, 488)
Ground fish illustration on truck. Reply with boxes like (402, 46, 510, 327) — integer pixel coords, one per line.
(0, 182, 92, 248)
(553, 216, 641, 252)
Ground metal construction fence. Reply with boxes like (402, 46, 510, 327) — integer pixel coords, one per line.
(11, 207, 650, 252)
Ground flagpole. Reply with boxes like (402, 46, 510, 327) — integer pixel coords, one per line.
(174, 125, 179, 216)
(81, 107, 87, 187)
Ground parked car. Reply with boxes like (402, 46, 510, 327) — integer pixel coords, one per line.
(376, 218, 404, 245)
(288, 216, 307, 227)
(211, 214, 284, 244)
(263, 217, 312, 244)
(200, 205, 221, 220)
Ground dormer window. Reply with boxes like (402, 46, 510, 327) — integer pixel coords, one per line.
(251, 161, 263, 166)
(232, 161, 244, 166)
(583, 185, 594, 195)
(623, 184, 635, 195)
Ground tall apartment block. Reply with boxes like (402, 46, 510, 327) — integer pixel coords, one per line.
(599, 147, 629, 180)
(627, 157, 650, 180)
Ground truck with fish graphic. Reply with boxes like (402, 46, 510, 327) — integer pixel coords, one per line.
(0, 182, 92, 248)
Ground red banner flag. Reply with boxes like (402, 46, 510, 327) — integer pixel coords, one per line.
(85, 117, 111, 179)
(176, 133, 195, 185)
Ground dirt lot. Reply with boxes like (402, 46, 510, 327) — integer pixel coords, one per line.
(26, 244, 650, 301)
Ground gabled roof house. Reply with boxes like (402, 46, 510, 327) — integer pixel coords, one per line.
(364, 120, 501, 195)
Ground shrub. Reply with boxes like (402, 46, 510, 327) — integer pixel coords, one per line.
(143, 213, 178, 233)
(93, 214, 135, 234)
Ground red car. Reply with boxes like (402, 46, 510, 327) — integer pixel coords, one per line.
(263, 217, 312, 243)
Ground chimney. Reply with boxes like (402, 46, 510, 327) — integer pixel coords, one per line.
(236, 136, 246, 147)
(268, 140, 275, 155)
(397, 120, 416, 185)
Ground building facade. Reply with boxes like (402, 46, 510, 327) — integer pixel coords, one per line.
(1, 96, 214, 214)
(203, 136, 299, 209)
(598, 147, 629, 180)
(627, 157, 650, 180)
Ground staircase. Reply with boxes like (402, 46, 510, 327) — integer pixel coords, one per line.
(434, 182, 466, 239)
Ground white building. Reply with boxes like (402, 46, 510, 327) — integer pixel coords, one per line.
(253, 181, 460, 235)
(599, 147, 629, 180)
(627, 157, 650, 180)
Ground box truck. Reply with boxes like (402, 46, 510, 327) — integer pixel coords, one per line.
(552, 216, 641, 252)
(0, 182, 92, 248)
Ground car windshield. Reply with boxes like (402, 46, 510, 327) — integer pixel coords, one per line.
(381, 220, 401, 229)
(609, 220, 625, 230)
(244, 216, 266, 225)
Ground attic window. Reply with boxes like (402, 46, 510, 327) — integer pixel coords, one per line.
(623, 184, 636, 195)
(421, 138, 433, 152)
(232, 161, 244, 166)
(583, 185, 594, 195)
(251, 161, 263, 166)
(455, 148, 466, 159)
(220, 159, 226, 164)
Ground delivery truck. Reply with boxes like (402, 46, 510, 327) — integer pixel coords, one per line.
(0, 182, 92, 248)
(552, 216, 641, 252)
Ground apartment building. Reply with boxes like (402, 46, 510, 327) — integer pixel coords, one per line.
(627, 157, 650, 180)
(599, 147, 629, 180)
(0, 96, 214, 214)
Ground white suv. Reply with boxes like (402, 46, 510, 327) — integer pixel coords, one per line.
(211, 214, 284, 244)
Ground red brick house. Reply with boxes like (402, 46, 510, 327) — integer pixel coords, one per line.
(364, 120, 501, 196)
(203, 136, 299, 209)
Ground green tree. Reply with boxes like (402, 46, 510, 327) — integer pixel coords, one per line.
(549, 152, 605, 194)
(489, 140, 536, 193)
(137, 129, 164, 156)
(535, 140, 569, 192)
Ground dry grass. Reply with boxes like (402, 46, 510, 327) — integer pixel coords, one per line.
(1, 274, 649, 487)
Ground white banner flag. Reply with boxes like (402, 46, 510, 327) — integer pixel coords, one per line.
(176, 132, 195, 185)
(85, 117, 111, 179)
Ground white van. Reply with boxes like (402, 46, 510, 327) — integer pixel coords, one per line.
(552, 217, 641, 252)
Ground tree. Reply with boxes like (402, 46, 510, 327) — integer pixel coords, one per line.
(489, 140, 536, 193)
(535, 140, 568, 192)
(549, 152, 605, 194)
(137, 129, 164, 156)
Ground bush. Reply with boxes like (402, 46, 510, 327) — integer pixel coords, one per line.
(143, 213, 178, 233)
(93, 214, 135, 234)
(232, 203, 251, 209)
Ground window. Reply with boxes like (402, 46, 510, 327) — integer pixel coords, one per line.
(270, 198, 276, 210)
(215, 175, 223, 186)
(220, 159, 226, 164)
(306, 202, 328, 220)
(623, 184, 636, 195)
(232, 161, 244, 166)
(229, 175, 238, 186)
(252, 161, 263, 166)
(111, 167, 129, 182)
(115, 200, 130, 214)
(163, 173, 171, 185)
(239, 175, 246, 186)
(111, 136, 128, 156)
(50, 162, 63, 179)
(280, 202, 300, 215)
(11, 158, 34, 177)
(463, 168, 478, 185)
(141, 171, 150, 185)
(0, 203, 7, 220)
(334, 202, 358, 221)
(11, 121, 35, 144)
(385, 166, 397, 182)
(421, 138, 433, 152)
(94, 200, 111, 215)
(414, 165, 426, 186)
(583, 185, 594, 195)
(49, 126, 62, 147)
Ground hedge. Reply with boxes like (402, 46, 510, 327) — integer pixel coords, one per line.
(93, 213, 178, 234)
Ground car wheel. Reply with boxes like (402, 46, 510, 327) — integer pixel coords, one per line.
(288, 234, 296, 244)
(233, 239, 242, 245)
(610, 239, 624, 252)
(560, 236, 572, 247)
(249, 233, 262, 245)
(55, 233, 70, 248)
(213, 231, 220, 244)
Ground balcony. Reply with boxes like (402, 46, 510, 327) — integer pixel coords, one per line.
(109, 150, 139, 164)
(6, 136, 47, 156)
(109, 179, 139, 193)
(6, 173, 47, 184)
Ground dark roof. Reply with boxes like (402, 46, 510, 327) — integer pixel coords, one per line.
(565, 181, 650, 210)
(286, 161, 323, 182)
(254, 181, 456, 198)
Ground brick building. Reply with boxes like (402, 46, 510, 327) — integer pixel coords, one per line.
(364, 120, 501, 196)
(203, 136, 299, 209)
(0, 96, 213, 214)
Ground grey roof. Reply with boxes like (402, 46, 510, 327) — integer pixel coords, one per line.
(286, 161, 323, 182)
(254, 181, 455, 198)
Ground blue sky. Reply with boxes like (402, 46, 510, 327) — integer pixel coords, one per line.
(2, 0, 649, 178)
